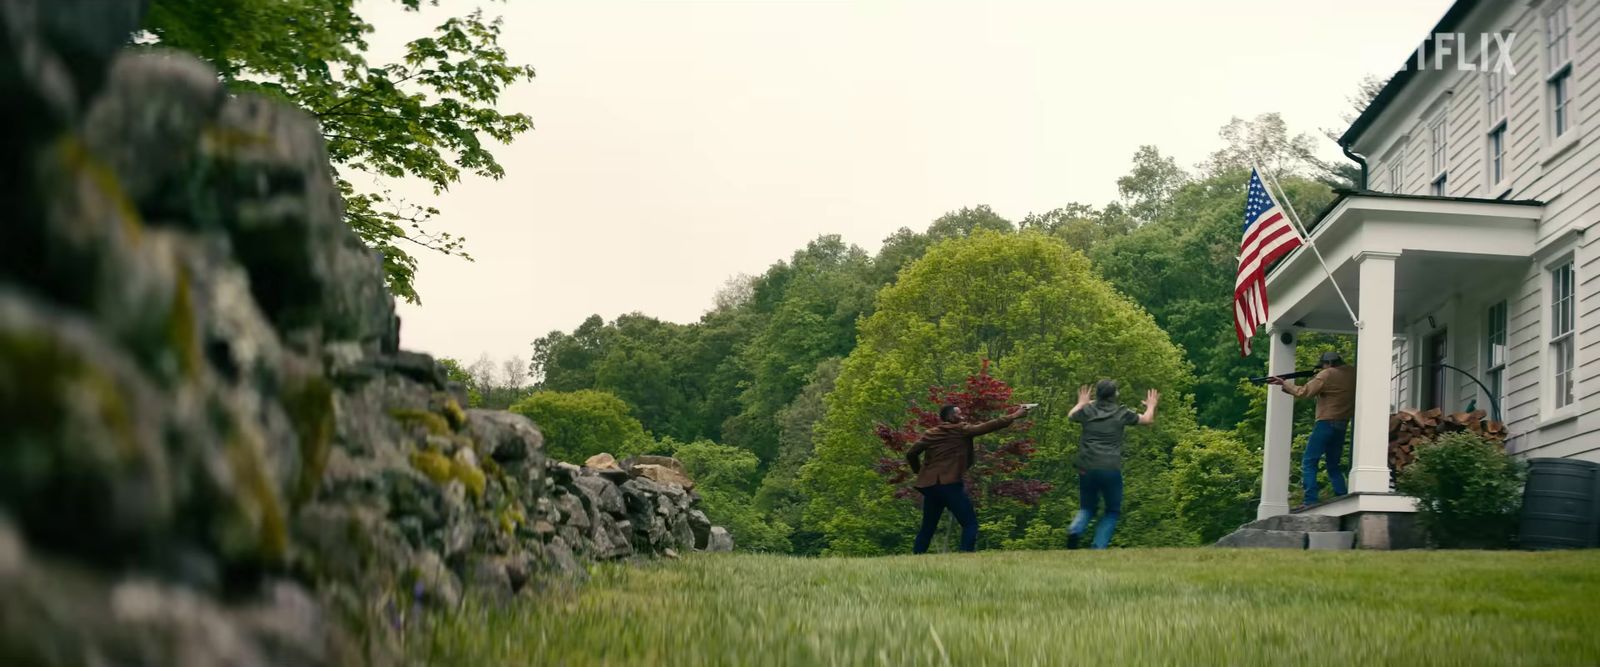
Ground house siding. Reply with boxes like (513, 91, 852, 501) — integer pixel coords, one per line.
(1361, 0, 1600, 464)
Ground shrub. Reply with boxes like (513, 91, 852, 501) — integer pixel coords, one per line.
(1394, 432, 1525, 549)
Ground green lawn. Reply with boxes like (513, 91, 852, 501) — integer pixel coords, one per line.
(414, 549, 1600, 666)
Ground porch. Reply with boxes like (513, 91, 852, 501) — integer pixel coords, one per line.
(1254, 192, 1543, 546)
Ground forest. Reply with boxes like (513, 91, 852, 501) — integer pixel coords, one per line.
(443, 115, 1360, 553)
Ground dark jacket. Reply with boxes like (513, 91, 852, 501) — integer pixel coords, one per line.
(905, 416, 1017, 488)
(1070, 401, 1139, 470)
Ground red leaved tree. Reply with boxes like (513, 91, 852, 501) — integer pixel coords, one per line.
(874, 360, 1051, 505)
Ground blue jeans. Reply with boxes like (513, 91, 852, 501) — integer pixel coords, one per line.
(914, 483, 978, 553)
(1303, 419, 1349, 504)
(1069, 469, 1123, 549)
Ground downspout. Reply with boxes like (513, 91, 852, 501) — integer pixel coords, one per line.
(1341, 141, 1369, 191)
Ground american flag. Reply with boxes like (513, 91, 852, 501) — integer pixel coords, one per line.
(1234, 169, 1304, 357)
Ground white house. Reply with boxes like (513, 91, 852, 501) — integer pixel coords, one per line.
(1257, 0, 1599, 545)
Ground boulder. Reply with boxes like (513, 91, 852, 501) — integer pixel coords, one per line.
(466, 409, 544, 464)
(707, 527, 734, 553)
(584, 453, 620, 471)
(573, 476, 625, 516)
(1213, 529, 1307, 549)
(688, 510, 712, 550)
(631, 463, 694, 490)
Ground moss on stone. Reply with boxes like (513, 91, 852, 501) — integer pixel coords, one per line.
(452, 452, 486, 501)
(409, 450, 453, 485)
(166, 265, 201, 380)
(56, 135, 143, 243)
(439, 396, 467, 430)
(224, 429, 289, 565)
(282, 375, 335, 507)
(390, 408, 450, 437)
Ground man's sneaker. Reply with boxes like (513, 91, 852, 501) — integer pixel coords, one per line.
(1067, 533, 1081, 550)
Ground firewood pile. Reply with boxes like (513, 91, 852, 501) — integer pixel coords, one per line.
(1388, 408, 1508, 472)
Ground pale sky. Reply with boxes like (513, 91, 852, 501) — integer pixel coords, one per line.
(364, 0, 1456, 369)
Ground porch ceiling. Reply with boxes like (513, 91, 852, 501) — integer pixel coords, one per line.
(1280, 252, 1530, 333)
(1265, 193, 1543, 332)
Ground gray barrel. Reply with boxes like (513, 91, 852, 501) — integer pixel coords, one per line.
(1519, 458, 1600, 549)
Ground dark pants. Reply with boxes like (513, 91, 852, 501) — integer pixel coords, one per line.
(1069, 469, 1123, 549)
(1303, 419, 1349, 504)
(914, 482, 978, 554)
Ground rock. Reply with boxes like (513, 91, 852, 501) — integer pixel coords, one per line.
(82, 50, 224, 211)
(669, 513, 695, 551)
(1242, 514, 1340, 533)
(542, 537, 584, 579)
(584, 453, 620, 471)
(631, 463, 695, 490)
(707, 527, 734, 553)
(466, 409, 543, 463)
(573, 476, 625, 516)
(1213, 528, 1307, 549)
(688, 510, 712, 550)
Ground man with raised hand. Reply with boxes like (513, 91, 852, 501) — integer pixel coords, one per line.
(1067, 380, 1158, 550)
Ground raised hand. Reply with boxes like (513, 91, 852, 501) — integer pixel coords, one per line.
(1146, 388, 1160, 406)
(1077, 385, 1091, 404)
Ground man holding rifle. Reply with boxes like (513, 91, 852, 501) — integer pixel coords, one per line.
(1267, 351, 1356, 509)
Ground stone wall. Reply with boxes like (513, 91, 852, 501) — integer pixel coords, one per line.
(0, 3, 727, 665)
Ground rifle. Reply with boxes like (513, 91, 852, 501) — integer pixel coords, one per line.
(1247, 370, 1318, 385)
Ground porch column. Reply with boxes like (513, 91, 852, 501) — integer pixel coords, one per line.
(1257, 327, 1296, 519)
(1350, 252, 1400, 494)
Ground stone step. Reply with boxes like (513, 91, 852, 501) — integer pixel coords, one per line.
(1213, 528, 1308, 549)
(1243, 514, 1341, 533)
(1307, 531, 1357, 551)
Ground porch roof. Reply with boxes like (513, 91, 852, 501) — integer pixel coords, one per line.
(1264, 191, 1545, 333)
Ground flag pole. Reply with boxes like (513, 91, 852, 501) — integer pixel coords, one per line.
(1252, 160, 1362, 330)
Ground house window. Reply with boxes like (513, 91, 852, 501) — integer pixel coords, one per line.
(1486, 58, 1507, 124)
(1486, 51, 1508, 188)
(1552, 70, 1572, 137)
(1488, 125, 1506, 186)
(1550, 261, 1576, 410)
(1547, 2, 1575, 139)
(1485, 301, 1507, 414)
(1388, 162, 1403, 194)
(1430, 117, 1448, 196)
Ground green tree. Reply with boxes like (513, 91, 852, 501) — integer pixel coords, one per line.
(1091, 167, 1336, 431)
(800, 232, 1200, 556)
(1018, 203, 1134, 256)
(673, 440, 791, 552)
(509, 390, 651, 463)
(143, 0, 537, 302)
(752, 357, 842, 555)
(438, 357, 482, 407)
(725, 236, 877, 464)
(1168, 429, 1260, 543)
(1116, 145, 1190, 225)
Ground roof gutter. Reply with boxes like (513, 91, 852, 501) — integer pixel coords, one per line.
(1340, 142, 1369, 191)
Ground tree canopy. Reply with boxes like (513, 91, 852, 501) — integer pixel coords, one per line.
(800, 232, 1199, 555)
(143, 0, 537, 302)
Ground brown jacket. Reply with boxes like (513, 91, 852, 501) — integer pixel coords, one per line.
(1284, 364, 1356, 422)
(905, 416, 1017, 488)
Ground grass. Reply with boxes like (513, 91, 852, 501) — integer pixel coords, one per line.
(413, 549, 1600, 666)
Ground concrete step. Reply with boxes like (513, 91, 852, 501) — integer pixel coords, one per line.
(1307, 531, 1356, 550)
(1213, 528, 1307, 549)
(1243, 514, 1340, 533)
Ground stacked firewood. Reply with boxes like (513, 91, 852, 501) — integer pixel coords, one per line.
(1388, 408, 1508, 472)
